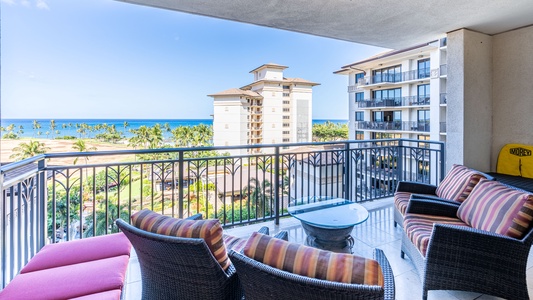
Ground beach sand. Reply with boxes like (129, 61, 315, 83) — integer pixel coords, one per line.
(0, 138, 134, 166)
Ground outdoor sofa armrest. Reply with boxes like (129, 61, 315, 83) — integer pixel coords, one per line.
(273, 230, 289, 241)
(405, 198, 460, 218)
(410, 193, 458, 205)
(395, 181, 437, 195)
(424, 223, 532, 296)
(257, 226, 270, 236)
(186, 213, 203, 220)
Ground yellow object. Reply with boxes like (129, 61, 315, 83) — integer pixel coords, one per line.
(496, 144, 533, 179)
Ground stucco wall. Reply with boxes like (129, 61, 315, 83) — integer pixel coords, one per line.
(491, 25, 533, 170)
(447, 29, 493, 172)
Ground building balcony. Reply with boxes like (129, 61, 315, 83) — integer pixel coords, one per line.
(352, 68, 431, 89)
(357, 96, 430, 109)
(356, 121, 430, 132)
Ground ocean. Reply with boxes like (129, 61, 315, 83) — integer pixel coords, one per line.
(0, 118, 347, 139)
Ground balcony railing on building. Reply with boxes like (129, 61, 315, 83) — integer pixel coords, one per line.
(353, 67, 430, 87)
(356, 121, 430, 132)
(0, 139, 444, 288)
(357, 96, 430, 108)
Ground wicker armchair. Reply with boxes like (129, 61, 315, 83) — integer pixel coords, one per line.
(229, 248, 395, 300)
(401, 198, 533, 300)
(116, 217, 269, 300)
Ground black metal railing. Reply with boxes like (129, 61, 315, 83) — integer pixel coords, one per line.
(356, 67, 431, 86)
(357, 96, 430, 108)
(356, 121, 430, 132)
(0, 139, 444, 287)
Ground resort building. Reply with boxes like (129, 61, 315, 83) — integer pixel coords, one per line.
(209, 63, 319, 155)
(335, 39, 448, 145)
(335, 39, 448, 195)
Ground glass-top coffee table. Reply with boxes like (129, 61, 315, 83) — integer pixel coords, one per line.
(288, 197, 369, 253)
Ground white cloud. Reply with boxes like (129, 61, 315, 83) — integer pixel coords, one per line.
(35, 0, 49, 10)
(1, 0, 49, 9)
(0, 0, 16, 5)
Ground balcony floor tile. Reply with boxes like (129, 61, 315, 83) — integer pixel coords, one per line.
(124, 197, 529, 300)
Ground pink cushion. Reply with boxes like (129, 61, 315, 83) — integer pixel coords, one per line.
(0, 255, 129, 300)
(457, 179, 533, 238)
(70, 289, 122, 300)
(435, 164, 487, 202)
(21, 233, 131, 273)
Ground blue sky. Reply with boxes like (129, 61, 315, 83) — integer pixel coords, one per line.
(1, 0, 386, 120)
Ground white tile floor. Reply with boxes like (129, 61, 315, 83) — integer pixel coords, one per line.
(123, 197, 533, 300)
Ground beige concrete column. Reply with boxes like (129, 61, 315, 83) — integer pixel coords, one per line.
(446, 29, 493, 172)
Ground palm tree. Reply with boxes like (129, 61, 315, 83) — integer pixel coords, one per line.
(123, 121, 129, 135)
(149, 124, 164, 149)
(49, 119, 56, 138)
(172, 126, 194, 147)
(72, 139, 97, 165)
(10, 140, 50, 161)
(32, 120, 41, 137)
(129, 125, 152, 149)
(243, 178, 272, 218)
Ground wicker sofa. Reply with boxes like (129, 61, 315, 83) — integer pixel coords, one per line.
(394, 164, 492, 228)
(400, 179, 533, 300)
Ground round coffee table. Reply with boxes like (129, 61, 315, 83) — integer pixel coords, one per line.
(288, 198, 369, 253)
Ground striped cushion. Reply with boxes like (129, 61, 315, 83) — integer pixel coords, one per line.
(131, 209, 230, 270)
(223, 234, 247, 253)
(243, 232, 384, 286)
(457, 179, 533, 238)
(394, 191, 412, 215)
(435, 164, 486, 202)
(404, 213, 468, 256)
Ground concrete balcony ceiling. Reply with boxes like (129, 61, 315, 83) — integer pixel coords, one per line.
(116, 0, 533, 49)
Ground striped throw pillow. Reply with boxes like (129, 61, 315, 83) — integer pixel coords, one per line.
(131, 209, 230, 270)
(457, 179, 533, 238)
(243, 232, 384, 286)
(435, 164, 486, 202)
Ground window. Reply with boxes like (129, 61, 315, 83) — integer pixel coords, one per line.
(283, 85, 290, 90)
(283, 131, 290, 134)
(417, 84, 430, 104)
(417, 110, 430, 131)
(372, 88, 401, 105)
(355, 73, 365, 84)
(418, 110, 430, 123)
(373, 111, 383, 122)
(417, 135, 430, 148)
(283, 108, 290, 112)
(283, 138, 290, 142)
(283, 100, 290, 104)
(283, 123, 290, 127)
(355, 131, 364, 140)
(372, 65, 401, 83)
(355, 92, 364, 102)
(283, 116, 290, 119)
(355, 111, 364, 121)
(418, 58, 430, 79)
(283, 93, 290, 97)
